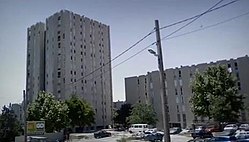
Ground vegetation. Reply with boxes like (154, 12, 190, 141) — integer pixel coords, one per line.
(128, 103, 157, 125)
(0, 105, 22, 142)
(113, 103, 132, 128)
(27, 91, 69, 132)
(28, 92, 95, 132)
(65, 95, 95, 128)
(190, 65, 244, 122)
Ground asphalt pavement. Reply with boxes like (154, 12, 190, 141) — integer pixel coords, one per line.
(70, 132, 192, 142)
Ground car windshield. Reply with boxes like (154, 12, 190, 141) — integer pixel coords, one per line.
(226, 125, 235, 127)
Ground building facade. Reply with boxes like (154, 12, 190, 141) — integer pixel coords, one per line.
(125, 55, 249, 129)
(11, 103, 23, 124)
(26, 22, 45, 103)
(26, 10, 113, 129)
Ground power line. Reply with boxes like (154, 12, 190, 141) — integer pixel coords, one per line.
(66, 0, 240, 86)
(160, 0, 239, 31)
(161, 0, 225, 40)
(164, 11, 249, 41)
(107, 11, 249, 74)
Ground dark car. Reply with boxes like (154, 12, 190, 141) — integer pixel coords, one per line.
(94, 130, 111, 139)
(191, 129, 213, 139)
(144, 132, 164, 142)
(208, 135, 237, 142)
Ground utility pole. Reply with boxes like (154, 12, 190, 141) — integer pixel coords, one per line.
(23, 90, 27, 142)
(155, 20, 171, 142)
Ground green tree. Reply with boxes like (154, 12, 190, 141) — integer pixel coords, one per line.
(114, 104, 132, 128)
(190, 65, 244, 122)
(128, 103, 157, 125)
(65, 95, 95, 128)
(0, 105, 22, 142)
(27, 91, 69, 132)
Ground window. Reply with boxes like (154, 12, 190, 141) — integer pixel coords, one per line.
(176, 97, 179, 104)
(174, 80, 177, 87)
(235, 62, 238, 70)
(183, 114, 186, 122)
(175, 89, 178, 95)
(57, 72, 61, 78)
(58, 36, 60, 41)
(179, 70, 182, 78)
(177, 105, 179, 112)
(137, 79, 140, 84)
(177, 114, 181, 122)
(63, 33, 65, 39)
(182, 105, 185, 112)
(58, 43, 61, 48)
(236, 72, 240, 80)
(180, 87, 183, 95)
(179, 79, 183, 86)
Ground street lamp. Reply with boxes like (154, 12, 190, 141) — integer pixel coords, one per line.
(148, 49, 158, 56)
(147, 20, 171, 142)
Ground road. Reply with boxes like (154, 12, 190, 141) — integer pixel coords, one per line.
(70, 132, 192, 142)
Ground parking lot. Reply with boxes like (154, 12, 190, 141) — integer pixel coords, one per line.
(70, 131, 192, 142)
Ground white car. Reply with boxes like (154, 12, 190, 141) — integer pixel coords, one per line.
(239, 124, 249, 131)
(128, 124, 149, 133)
(144, 128, 157, 134)
(235, 130, 249, 139)
(224, 124, 238, 131)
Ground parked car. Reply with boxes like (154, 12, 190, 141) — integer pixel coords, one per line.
(131, 131, 145, 139)
(144, 132, 164, 142)
(128, 124, 149, 133)
(94, 130, 111, 139)
(180, 128, 193, 135)
(224, 124, 238, 131)
(169, 127, 182, 134)
(206, 124, 222, 132)
(191, 129, 213, 139)
(208, 135, 237, 142)
(240, 124, 249, 131)
(144, 128, 157, 134)
(235, 130, 249, 140)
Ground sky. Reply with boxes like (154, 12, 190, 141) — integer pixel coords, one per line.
(0, 0, 249, 107)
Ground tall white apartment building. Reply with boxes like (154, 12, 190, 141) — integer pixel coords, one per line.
(26, 22, 45, 103)
(26, 10, 113, 129)
(125, 55, 249, 129)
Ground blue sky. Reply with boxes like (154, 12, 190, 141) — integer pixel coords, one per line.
(0, 0, 249, 107)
